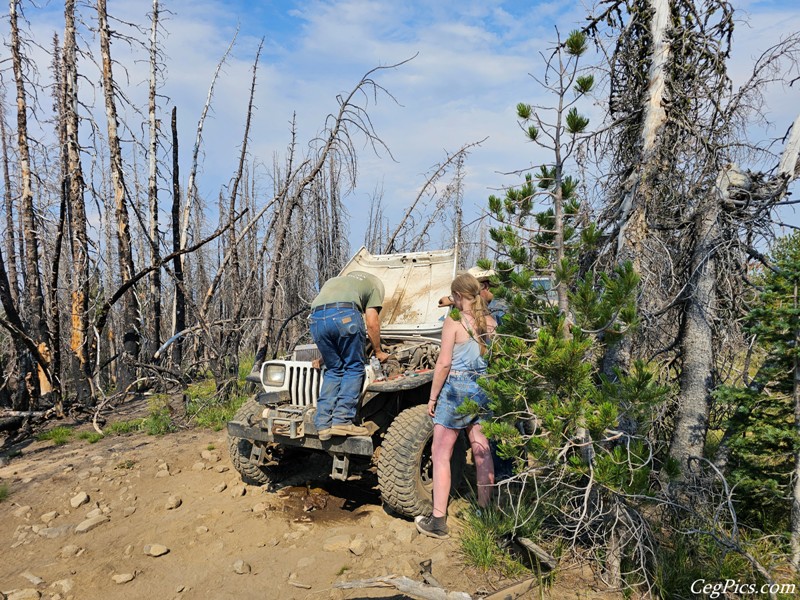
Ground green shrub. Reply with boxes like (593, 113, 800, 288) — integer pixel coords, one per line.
(141, 396, 176, 435)
(191, 397, 246, 431)
(36, 426, 73, 445)
(105, 419, 144, 435)
(239, 354, 255, 384)
(458, 503, 532, 577)
(77, 431, 104, 444)
(0, 483, 9, 502)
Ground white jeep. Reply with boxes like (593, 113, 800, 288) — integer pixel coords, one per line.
(227, 247, 467, 517)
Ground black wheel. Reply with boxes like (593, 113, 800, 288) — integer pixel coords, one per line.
(228, 397, 275, 486)
(377, 404, 467, 518)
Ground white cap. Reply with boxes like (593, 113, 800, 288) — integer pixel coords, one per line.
(467, 266, 495, 282)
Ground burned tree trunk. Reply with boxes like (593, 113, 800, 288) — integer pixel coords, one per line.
(0, 94, 19, 308)
(9, 0, 50, 408)
(170, 106, 185, 367)
(97, 0, 140, 390)
(63, 0, 92, 404)
(147, 0, 161, 359)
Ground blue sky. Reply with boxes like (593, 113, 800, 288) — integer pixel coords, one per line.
(5, 0, 800, 249)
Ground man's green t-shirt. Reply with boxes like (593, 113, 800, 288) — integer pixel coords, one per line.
(311, 271, 385, 313)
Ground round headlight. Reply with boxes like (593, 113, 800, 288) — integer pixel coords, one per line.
(264, 364, 286, 386)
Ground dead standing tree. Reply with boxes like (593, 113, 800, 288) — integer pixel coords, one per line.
(97, 0, 141, 391)
(250, 60, 409, 375)
(588, 7, 800, 540)
(7, 0, 53, 407)
(146, 0, 162, 360)
(63, 0, 92, 405)
(173, 31, 237, 367)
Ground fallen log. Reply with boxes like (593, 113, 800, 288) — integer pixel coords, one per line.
(514, 536, 557, 571)
(334, 575, 472, 600)
(0, 415, 23, 432)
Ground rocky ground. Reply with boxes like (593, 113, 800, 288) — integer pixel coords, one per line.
(0, 415, 619, 600)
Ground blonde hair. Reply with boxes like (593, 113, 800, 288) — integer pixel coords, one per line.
(451, 273, 490, 354)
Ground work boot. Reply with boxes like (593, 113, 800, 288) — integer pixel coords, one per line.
(415, 515, 449, 539)
(330, 423, 369, 437)
(317, 428, 332, 441)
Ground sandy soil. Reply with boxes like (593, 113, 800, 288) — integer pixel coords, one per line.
(0, 411, 620, 600)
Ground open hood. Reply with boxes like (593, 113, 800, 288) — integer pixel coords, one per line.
(339, 247, 457, 339)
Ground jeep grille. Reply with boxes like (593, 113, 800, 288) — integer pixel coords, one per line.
(287, 363, 321, 407)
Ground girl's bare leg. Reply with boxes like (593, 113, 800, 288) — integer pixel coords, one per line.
(431, 424, 458, 517)
(467, 423, 495, 507)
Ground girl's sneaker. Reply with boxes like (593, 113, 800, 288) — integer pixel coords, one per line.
(414, 514, 449, 539)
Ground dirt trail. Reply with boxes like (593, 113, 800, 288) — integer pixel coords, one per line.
(0, 422, 614, 600)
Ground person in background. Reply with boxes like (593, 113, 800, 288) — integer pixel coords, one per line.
(416, 273, 497, 539)
(438, 267, 507, 324)
(438, 266, 513, 481)
(310, 271, 389, 441)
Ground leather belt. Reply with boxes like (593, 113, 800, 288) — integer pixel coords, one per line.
(311, 301, 358, 313)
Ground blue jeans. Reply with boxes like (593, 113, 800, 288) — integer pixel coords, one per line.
(309, 306, 366, 430)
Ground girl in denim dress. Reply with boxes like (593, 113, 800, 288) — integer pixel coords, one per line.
(415, 273, 497, 539)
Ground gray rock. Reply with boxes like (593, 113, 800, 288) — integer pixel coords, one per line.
(158, 462, 169, 471)
(252, 502, 268, 513)
(195, 526, 209, 534)
(12, 505, 31, 518)
(144, 544, 169, 557)
(191, 461, 206, 472)
(200, 450, 220, 462)
(50, 580, 74, 594)
(59, 545, 81, 558)
(69, 492, 89, 509)
(230, 486, 246, 497)
(349, 537, 368, 556)
(215, 465, 229, 473)
(123, 506, 136, 517)
(394, 526, 415, 545)
(232, 560, 251, 575)
(20, 572, 43, 586)
(39, 525, 72, 539)
(155, 470, 170, 478)
(85, 508, 103, 520)
(40, 511, 58, 524)
(322, 534, 351, 552)
(112, 573, 135, 584)
(75, 515, 108, 533)
(165, 495, 182, 510)
(213, 482, 227, 493)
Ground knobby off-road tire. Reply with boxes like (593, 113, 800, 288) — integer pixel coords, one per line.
(377, 404, 467, 518)
(228, 397, 274, 486)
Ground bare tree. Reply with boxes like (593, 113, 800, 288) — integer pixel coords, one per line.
(251, 60, 408, 374)
(146, 0, 161, 359)
(97, 0, 141, 390)
(592, 0, 800, 474)
(9, 0, 51, 407)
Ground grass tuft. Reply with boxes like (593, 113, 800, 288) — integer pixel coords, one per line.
(36, 426, 73, 445)
(0, 483, 9, 502)
(458, 503, 533, 578)
(105, 419, 144, 435)
(141, 396, 176, 435)
(77, 431, 104, 444)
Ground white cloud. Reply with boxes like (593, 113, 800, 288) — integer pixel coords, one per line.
(3, 0, 799, 248)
